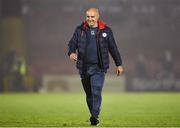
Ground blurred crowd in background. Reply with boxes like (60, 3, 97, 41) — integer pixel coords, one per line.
(0, 0, 180, 92)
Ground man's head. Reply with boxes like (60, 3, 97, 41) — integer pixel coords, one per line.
(86, 8, 99, 28)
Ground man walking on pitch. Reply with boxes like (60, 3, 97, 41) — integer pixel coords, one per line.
(68, 8, 124, 126)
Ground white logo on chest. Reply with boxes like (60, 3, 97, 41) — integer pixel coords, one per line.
(102, 33, 107, 37)
(91, 31, 95, 35)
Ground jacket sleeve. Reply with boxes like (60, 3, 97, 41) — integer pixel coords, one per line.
(108, 28, 122, 66)
(68, 27, 79, 56)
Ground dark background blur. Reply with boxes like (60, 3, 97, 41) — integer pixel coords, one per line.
(0, 0, 180, 92)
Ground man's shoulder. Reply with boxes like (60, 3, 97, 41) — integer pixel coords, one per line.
(103, 25, 112, 33)
(74, 23, 84, 32)
(72, 25, 83, 34)
(75, 25, 82, 30)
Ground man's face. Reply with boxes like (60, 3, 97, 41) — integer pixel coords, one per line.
(86, 9, 99, 27)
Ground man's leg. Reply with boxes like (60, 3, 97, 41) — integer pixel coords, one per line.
(80, 65, 105, 125)
(81, 75, 93, 114)
(90, 71, 105, 118)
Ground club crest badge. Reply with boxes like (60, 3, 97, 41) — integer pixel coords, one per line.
(102, 33, 107, 37)
(91, 31, 95, 35)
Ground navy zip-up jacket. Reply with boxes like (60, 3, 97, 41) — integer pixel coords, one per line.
(68, 20, 122, 71)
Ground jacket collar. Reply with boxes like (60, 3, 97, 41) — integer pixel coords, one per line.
(82, 20, 106, 30)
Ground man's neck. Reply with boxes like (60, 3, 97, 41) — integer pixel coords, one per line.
(90, 22, 98, 28)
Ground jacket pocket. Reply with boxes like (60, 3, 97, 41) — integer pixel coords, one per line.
(76, 59, 83, 69)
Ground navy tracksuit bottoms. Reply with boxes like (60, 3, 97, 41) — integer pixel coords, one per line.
(79, 64, 105, 118)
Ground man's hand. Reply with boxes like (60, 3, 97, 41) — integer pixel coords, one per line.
(69, 53, 77, 61)
(116, 65, 124, 76)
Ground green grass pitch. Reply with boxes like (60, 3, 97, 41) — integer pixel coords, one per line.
(0, 92, 180, 127)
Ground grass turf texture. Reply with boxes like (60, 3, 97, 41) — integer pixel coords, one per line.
(0, 93, 180, 127)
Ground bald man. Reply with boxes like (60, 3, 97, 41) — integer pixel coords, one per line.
(68, 8, 124, 126)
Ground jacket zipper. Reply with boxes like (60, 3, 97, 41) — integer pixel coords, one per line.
(96, 30, 104, 70)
